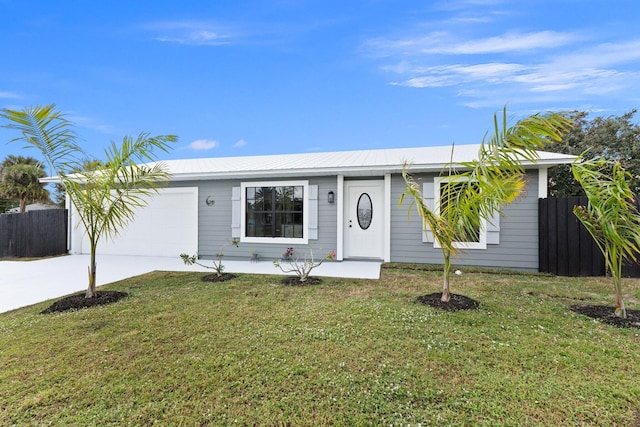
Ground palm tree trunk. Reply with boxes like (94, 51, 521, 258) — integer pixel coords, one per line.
(19, 197, 27, 213)
(441, 251, 451, 302)
(615, 283, 627, 319)
(612, 253, 626, 318)
(86, 244, 97, 298)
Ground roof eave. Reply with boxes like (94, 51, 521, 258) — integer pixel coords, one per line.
(168, 158, 575, 181)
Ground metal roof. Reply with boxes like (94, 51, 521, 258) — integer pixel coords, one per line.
(157, 144, 576, 181)
(40, 144, 577, 183)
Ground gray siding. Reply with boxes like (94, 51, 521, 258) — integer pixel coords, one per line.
(171, 177, 338, 260)
(171, 169, 541, 271)
(390, 170, 540, 271)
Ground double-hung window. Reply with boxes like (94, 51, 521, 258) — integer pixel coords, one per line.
(434, 176, 487, 249)
(240, 180, 309, 244)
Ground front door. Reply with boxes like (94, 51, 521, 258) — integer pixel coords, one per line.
(344, 180, 384, 259)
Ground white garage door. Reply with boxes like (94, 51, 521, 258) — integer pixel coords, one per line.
(74, 187, 198, 257)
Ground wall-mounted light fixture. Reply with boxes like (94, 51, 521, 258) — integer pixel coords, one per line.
(328, 191, 335, 204)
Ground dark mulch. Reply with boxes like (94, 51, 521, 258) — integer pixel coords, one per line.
(416, 292, 479, 312)
(570, 304, 640, 329)
(201, 273, 237, 282)
(281, 276, 322, 286)
(40, 291, 128, 314)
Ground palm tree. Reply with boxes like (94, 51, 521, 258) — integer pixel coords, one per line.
(0, 164, 50, 212)
(401, 109, 571, 302)
(0, 155, 50, 212)
(572, 157, 640, 319)
(1, 105, 176, 297)
(1, 155, 43, 169)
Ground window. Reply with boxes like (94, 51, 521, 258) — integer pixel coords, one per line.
(240, 181, 310, 244)
(246, 185, 303, 238)
(356, 193, 373, 230)
(434, 176, 487, 250)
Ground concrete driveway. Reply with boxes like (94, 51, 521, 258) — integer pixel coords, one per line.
(0, 254, 381, 314)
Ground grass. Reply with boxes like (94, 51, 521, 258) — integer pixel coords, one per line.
(1, 266, 639, 426)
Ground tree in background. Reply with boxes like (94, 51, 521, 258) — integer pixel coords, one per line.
(1, 105, 176, 298)
(0, 157, 30, 212)
(0, 198, 17, 213)
(547, 110, 640, 197)
(1, 155, 43, 169)
(401, 109, 571, 302)
(0, 155, 50, 212)
(572, 157, 640, 319)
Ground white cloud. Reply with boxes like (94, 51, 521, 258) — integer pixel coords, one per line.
(551, 39, 640, 70)
(391, 63, 531, 88)
(377, 26, 640, 107)
(436, 0, 506, 9)
(365, 0, 640, 112)
(394, 61, 635, 98)
(189, 139, 219, 151)
(458, 62, 529, 78)
(233, 139, 247, 147)
(66, 113, 117, 134)
(143, 21, 234, 46)
(368, 30, 578, 57)
(446, 31, 577, 54)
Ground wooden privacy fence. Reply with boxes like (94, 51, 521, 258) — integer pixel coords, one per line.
(539, 197, 640, 277)
(539, 197, 604, 276)
(0, 209, 68, 258)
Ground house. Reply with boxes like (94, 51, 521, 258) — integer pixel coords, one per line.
(66, 144, 575, 271)
(7, 203, 61, 213)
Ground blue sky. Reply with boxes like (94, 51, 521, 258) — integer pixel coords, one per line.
(1, 0, 639, 164)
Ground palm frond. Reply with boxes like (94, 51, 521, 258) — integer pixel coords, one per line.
(572, 157, 640, 263)
(2, 104, 178, 296)
(400, 108, 573, 301)
(0, 105, 82, 175)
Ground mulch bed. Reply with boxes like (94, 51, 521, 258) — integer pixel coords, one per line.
(40, 291, 128, 314)
(570, 305, 640, 329)
(281, 276, 322, 286)
(416, 292, 479, 312)
(201, 273, 237, 282)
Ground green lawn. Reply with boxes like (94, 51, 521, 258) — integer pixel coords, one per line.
(1, 266, 639, 426)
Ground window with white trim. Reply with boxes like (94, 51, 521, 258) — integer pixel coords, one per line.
(239, 180, 310, 244)
(434, 176, 487, 250)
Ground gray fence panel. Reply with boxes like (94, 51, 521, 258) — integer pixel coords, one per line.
(0, 209, 68, 258)
(538, 197, 640, 277)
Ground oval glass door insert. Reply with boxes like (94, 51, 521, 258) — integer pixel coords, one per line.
(357, 193, 373, 230)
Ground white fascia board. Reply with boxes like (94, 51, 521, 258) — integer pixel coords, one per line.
(168, 165, 449, 181)
(531, 157, 576, 166)
(40, 177, 62, 184)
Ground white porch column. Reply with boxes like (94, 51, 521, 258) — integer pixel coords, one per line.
(384, 173, 391, 262)
(538, 168, 548, 198)
(336, 174, 344, 261)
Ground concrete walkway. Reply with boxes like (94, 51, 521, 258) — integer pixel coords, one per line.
(0, 255, 382, 314)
